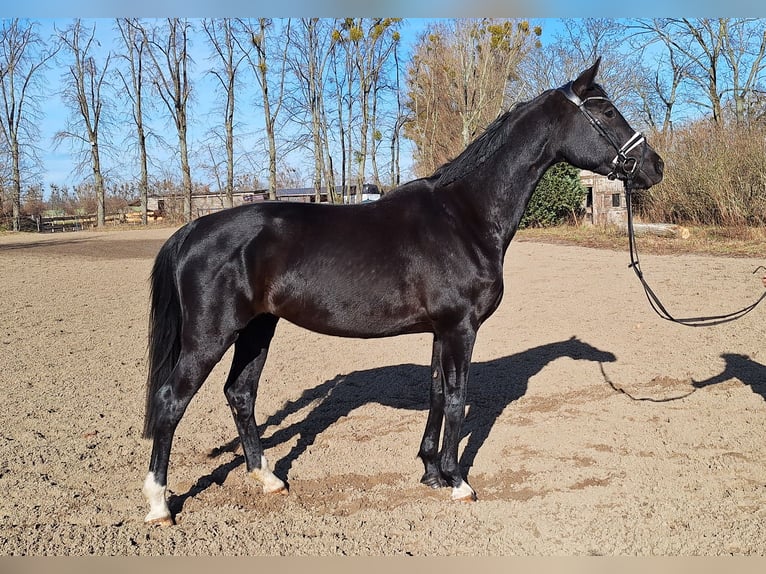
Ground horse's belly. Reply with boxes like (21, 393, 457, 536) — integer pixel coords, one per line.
(272, 290, 429, 338)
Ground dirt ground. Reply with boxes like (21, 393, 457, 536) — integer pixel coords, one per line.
(1, 225, 766, 556)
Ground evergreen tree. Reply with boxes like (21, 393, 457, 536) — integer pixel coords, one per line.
(521, 162, 586, 227)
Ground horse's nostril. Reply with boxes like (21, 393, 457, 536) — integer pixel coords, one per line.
(656, 157, 665, 176)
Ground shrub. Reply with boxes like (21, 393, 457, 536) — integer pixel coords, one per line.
(521, 162, 586, 227)
(640, 121, 766, 226)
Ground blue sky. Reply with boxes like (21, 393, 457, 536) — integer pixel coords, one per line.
(7, 2, 766, 19)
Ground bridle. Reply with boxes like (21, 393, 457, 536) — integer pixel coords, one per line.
(558, 81, 766, 327)
(558, 81, 646, 182)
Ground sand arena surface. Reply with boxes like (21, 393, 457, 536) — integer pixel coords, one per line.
(1, 226, 766, 555)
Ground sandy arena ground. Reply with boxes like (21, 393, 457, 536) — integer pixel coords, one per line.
(1, 226, 766, 555)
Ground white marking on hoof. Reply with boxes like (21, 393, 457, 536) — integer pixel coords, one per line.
(143, 472, 172, 525)
(145, 515, 175, 527)
(249, 455, 288, 495)
(451, 480, 477, 502)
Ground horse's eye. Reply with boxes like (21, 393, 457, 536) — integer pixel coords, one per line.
(604, 108, 615, 119)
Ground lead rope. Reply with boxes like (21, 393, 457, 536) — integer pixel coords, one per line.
(624, 182, 766, 327)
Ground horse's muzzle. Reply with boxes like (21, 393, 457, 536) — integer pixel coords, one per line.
(630, 154, 664, 190)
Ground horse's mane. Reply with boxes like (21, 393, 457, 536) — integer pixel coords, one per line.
(433, 95, 539, 187)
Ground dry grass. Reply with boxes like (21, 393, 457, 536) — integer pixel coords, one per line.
(516, 224, 766, 259)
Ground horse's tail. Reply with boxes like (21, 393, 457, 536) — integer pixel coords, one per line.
(143, 225, 192, 439)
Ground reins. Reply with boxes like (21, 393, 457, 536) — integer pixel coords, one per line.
(559, 81, 766, 327)
(624, 181, 766, 327)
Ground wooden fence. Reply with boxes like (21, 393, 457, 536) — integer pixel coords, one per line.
(28, 211, 162, 232)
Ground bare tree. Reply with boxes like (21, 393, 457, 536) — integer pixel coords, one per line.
(522, 19, 644, 115)
(404, 30, 441, 178)
(287, 18, 337, 203)
(334, 19, 400, 200)
(720, 18, 766, 125)
(330, 19, 355, 201)
(343, 18, 400, 201)
(648, 50, 686, 133)
(237, 18, 291, 201)
(202, 18, 249, 208)
(115, 18, 151, 224)
(367, 20, 401, 191)
(405, 18, 540, 177)
(0, 19, 58, 231)
(55, 19, 112, 228)
(628, 18, 766, 127)
(143, 18, 194, 222)
(389, 37, 406, 188)
(627, 19, 695, 133)
(641, 18, 726, 124)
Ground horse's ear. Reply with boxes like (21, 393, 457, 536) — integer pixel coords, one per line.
(571, 57, 601, 94)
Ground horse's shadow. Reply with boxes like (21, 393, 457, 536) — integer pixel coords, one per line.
(693, 353, 766, 400)
(169, 336, 615, 513)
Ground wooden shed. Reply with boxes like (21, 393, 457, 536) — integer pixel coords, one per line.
(579, 169, 627, 226)
(191, 184, 382, 218)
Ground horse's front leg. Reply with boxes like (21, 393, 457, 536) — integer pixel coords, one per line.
(438, 323, 477, 502)
(418, 336, 447, 488)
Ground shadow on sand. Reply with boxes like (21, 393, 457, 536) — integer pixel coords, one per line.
(692, 353, 766, 400)
(169, 336, 616, 514)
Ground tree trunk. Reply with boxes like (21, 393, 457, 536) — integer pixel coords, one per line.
(139, 126, 149, 225)
(92, 143, 105, 227)
(11, 140, 22, 232)
(622, 222, 690, 239)
(179, 122, 192, 222)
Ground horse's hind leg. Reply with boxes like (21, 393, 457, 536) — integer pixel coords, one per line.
(224, 314, 286, 495)
(143, 342, 231, 525)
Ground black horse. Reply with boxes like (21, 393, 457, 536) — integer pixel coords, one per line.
(141, 59, 664, 525)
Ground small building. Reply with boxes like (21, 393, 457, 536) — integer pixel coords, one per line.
(192, 184, 381, 218)
(579, 170, 626, 226)
(133, 184, 382, 220)
(191, 190, 267, 218)
(126, 197, 166, 221)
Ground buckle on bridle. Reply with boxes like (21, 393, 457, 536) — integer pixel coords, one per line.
(609, 132, 645, 180)
(609, 154, 639, 180)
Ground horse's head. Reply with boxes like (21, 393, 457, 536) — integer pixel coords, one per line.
(559, 336, 616, 363)
(555, 58, 664, 191)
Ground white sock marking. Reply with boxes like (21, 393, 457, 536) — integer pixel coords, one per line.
(250, 455, 287, 494)
(451, 479, 476, 501)
(143, 472, 171, 523)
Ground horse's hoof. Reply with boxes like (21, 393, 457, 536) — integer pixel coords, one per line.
(250, 457, 288, 495)
(450, 481, 477, 502)
(145, 515, 174, 527)
(267, 485, 289, 496)
(420, 473, 448, 489)
(258, 478, 288, 495)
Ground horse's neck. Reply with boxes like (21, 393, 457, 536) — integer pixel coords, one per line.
(445, 107, 559, 255)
